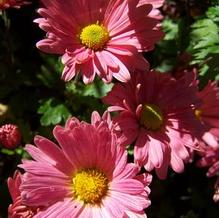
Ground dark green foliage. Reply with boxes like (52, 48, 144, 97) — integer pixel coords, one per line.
(38, 98, 71, 126)
(189, 6, 219, 83)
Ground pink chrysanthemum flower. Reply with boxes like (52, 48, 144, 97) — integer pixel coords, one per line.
(194, 81, 219, 148)
(19, 115, 152, 217)
(103, 70, 203, 179)
(0, 0, 29, 10)
(7, 171, 40, 218)
(35, 0, 164, 84)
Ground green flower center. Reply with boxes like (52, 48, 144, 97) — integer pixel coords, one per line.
(72, 168, 108, 204)
(195, 109, 202, 120)
(80, 23, 109, 50)
(140, 104, 164, 131)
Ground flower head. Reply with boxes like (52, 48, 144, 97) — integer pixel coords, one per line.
(0, 124, 21, 149)
(19, 114, 152, 217)
(35, 0, 164, 84)
(7, 171, 40, 218)
(104, 70, 203, 179)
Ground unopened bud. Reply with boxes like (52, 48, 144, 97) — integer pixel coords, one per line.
(0, 124, 21, 149)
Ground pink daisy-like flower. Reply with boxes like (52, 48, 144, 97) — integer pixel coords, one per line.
(103, 70, 203, 179)
(19, 115, 152, 217)
(35, 0, 164, 84)
(0, 0, 29, 10)
(194, 81, 219, 148)
(7, 171, 40, 218)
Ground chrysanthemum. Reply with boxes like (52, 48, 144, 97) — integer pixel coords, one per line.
(194, 81, 219, 147)
(35, 0, 164, 84)
(19, 115, 152, 217)
(0, 0, 29, 10)
(103, 70, 203, 179)
(7, 171, 40, 218)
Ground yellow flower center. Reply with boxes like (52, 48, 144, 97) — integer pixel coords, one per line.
(72, 168, 108, 205)
(140, 104, 164, 131)
(195, 109, 202, 120)
(80, 23, 109, 50)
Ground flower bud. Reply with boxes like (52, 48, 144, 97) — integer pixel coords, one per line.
(0, 124, 21, 149)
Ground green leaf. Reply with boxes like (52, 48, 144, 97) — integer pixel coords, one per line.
(38, 98, 71, 126)
(127, 145, 134, 155)
(66, 78, 113, 98)
(162, 18, 178, 40)
(83, 82, 113, 98)
(189, 7, 219, 82)
(206, 6, 219, 22)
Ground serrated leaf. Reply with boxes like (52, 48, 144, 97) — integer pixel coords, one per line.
(83, 82, 113, 98)
(206, 6, 219, 22)
(162, 18, 178, 40)
(66, 79, 113, 98)
(38, 98, 71, 126)
(189, 6, 219, 81)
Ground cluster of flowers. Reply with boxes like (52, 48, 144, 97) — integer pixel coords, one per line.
(2, 0, 219, 217)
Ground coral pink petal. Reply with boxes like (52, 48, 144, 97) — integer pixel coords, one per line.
(170, 152, 185, 173)
(62, 63, 77, 81)
(207, 162, 219, 177)
(7, 171, 22, 201)
(202, 132, 218, 148)
(33, 136, 74, 175)
(110, 191, 147, 211)
(35, 199, 83, 218)
(148, 137, 164, 168)
(110, 179, 144, 194)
